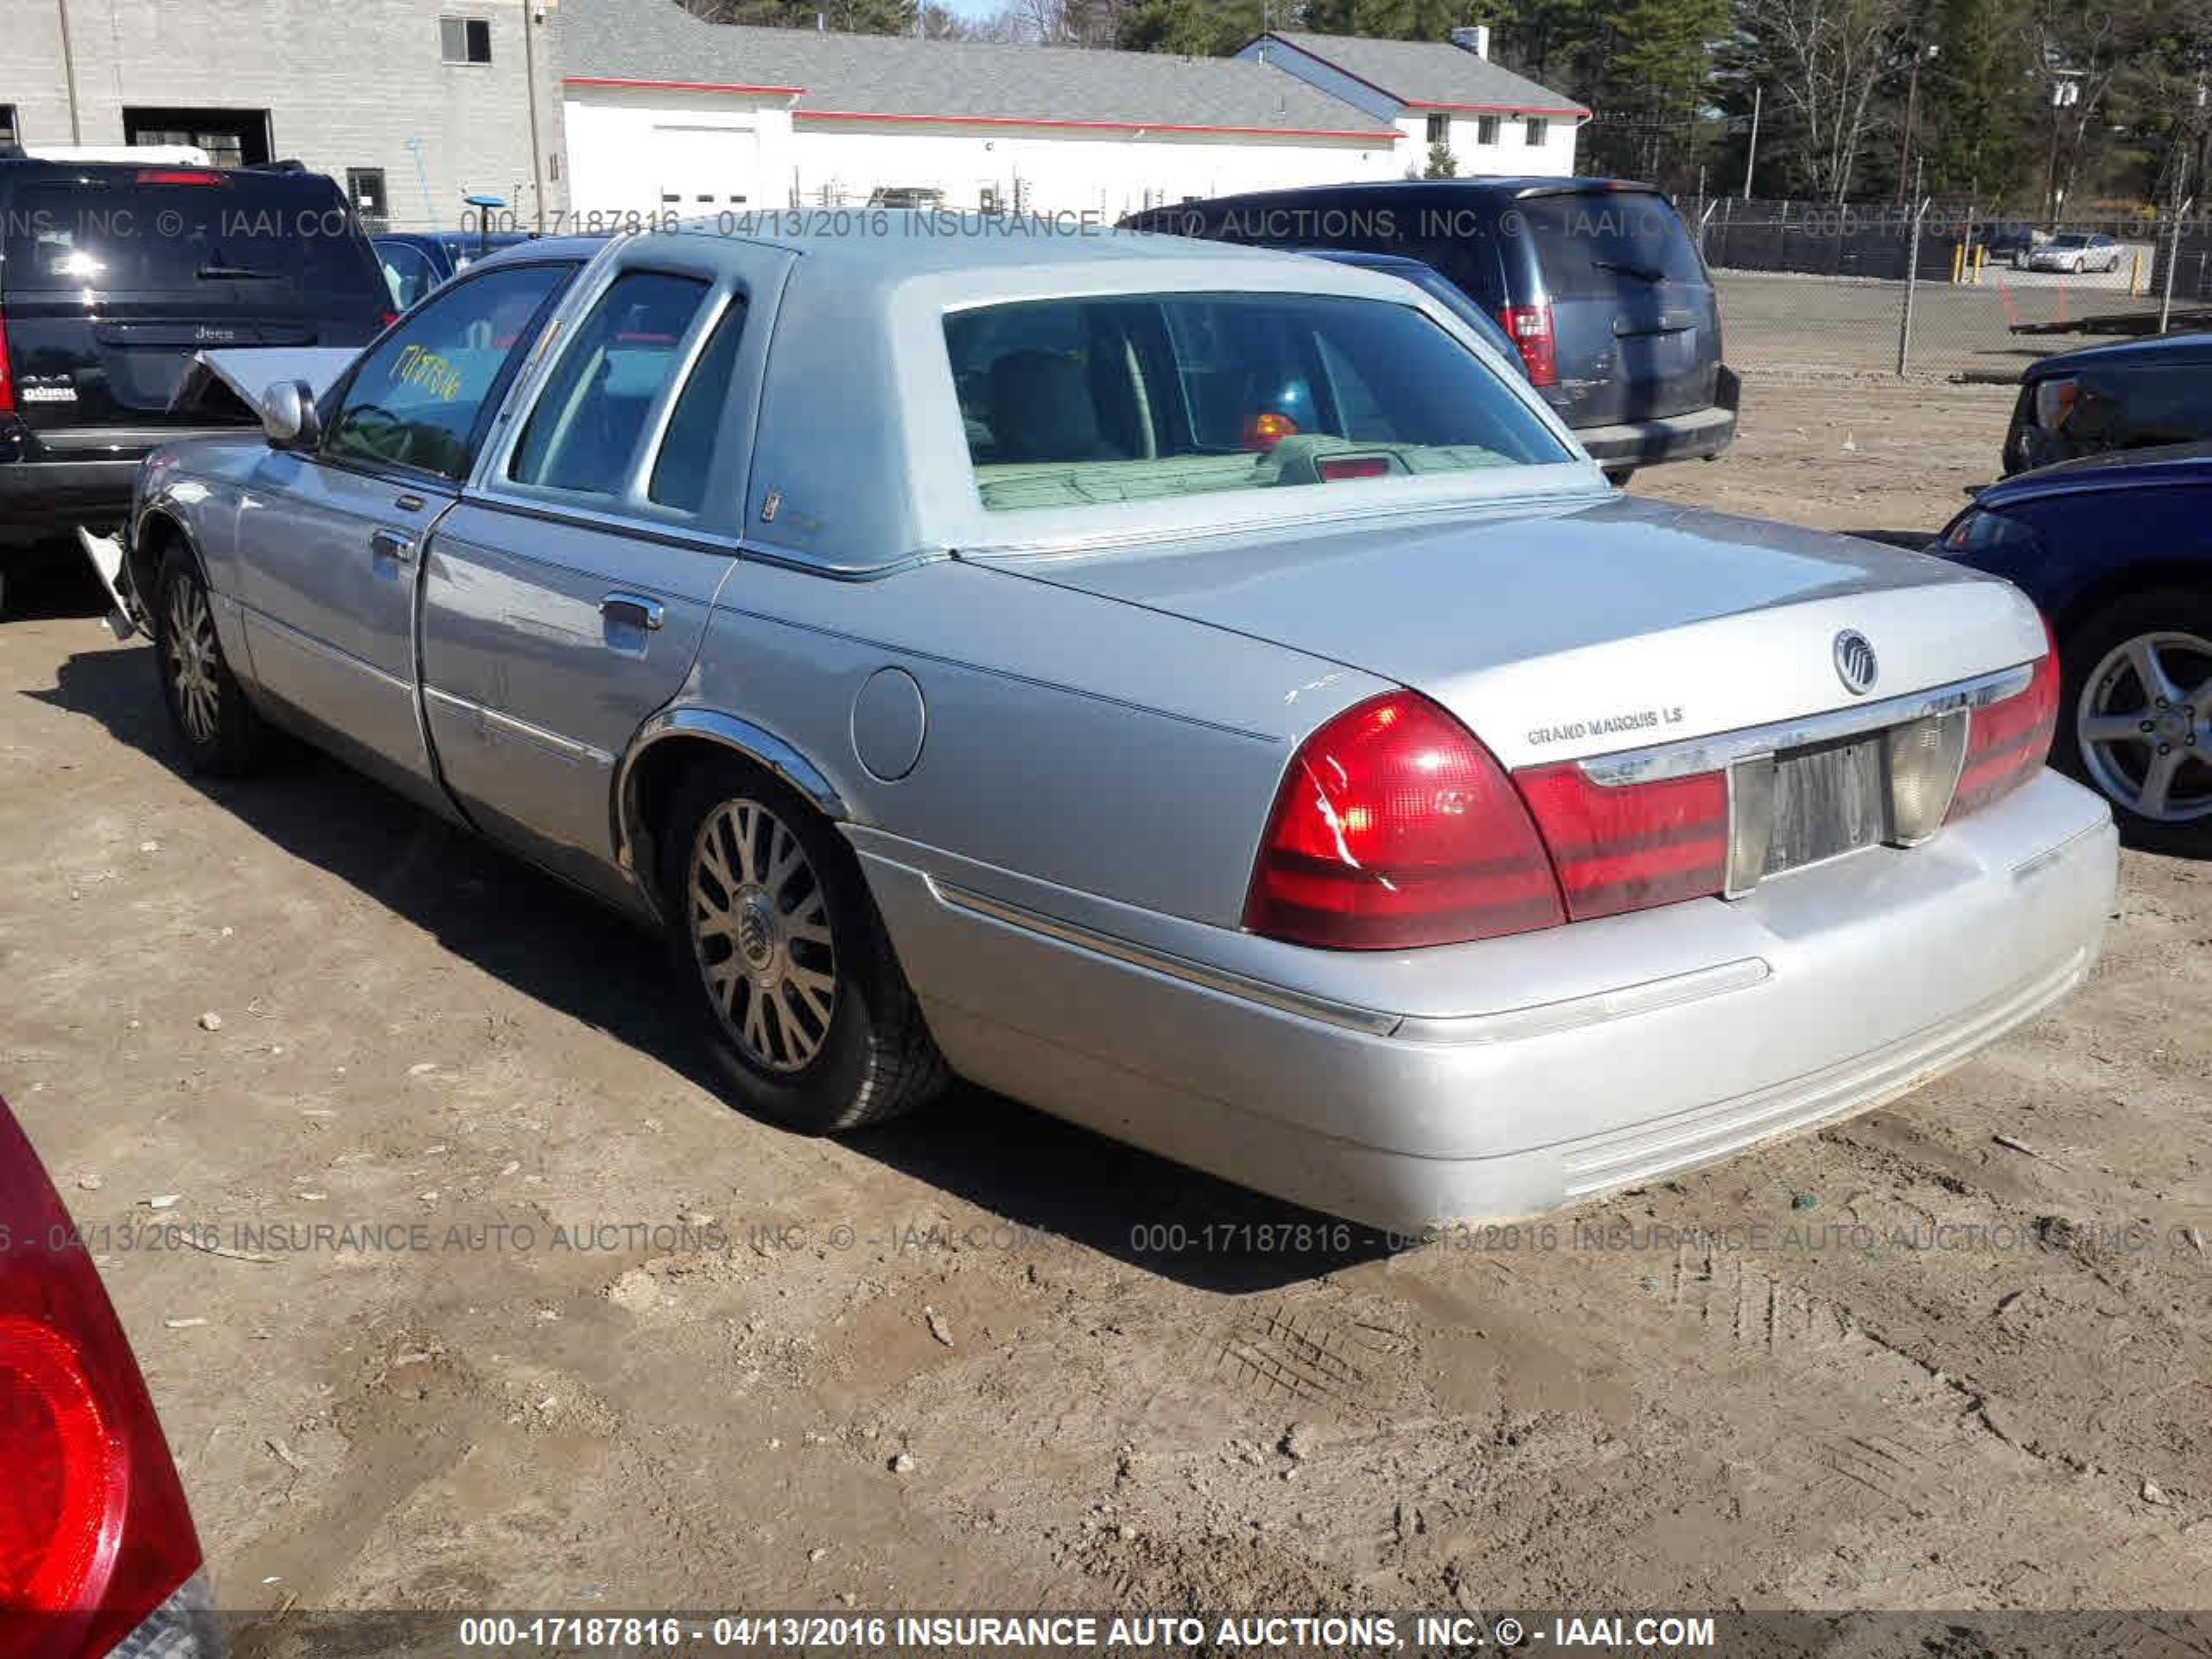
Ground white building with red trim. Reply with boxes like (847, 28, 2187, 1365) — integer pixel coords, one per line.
(1235, 29, 1588, 179)
(555, 0, 1580, 222)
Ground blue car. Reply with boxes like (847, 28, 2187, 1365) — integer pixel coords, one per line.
(1935, 442, 2212, 852)
(372, 230, 546, 311)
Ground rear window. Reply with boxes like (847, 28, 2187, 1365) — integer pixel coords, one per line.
(1, 171, 385, 300)
(1514, 193, 1707, 300)
(946, 290, 1568, 513)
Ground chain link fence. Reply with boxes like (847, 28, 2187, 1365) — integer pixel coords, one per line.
(1688, 197, 2210, 383)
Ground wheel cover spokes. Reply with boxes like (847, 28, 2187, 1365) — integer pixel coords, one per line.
(2077, 629, 2212, 823)
(166, 580, 222, 744)
(688, 798, 837, 1072)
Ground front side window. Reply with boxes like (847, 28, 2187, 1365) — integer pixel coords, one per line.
(945, 291, 1568, 513)
(511, 270, 713, 497)
(324, 263, 568, 479)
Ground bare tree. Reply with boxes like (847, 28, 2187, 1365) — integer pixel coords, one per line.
(1738, 0, 1913, 200)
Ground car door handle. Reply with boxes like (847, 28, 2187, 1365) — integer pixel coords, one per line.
(394, 493, 426, 512)
(600, 593, 664, 632)
(370, 528, 416, 565)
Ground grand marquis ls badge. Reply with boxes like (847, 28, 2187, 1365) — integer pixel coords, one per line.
(1833, 629, 1878, 696)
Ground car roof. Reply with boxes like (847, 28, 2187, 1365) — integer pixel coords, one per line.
(1980, 440, 2212, 508)
(2023, 328, 2212, 379)
(1300, 248, 1432, 273)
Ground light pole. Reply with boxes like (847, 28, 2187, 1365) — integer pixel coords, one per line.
(55, 0, 83, 143)
(1742, 84, 1761, 200)
(1898, 42, 1938, 204)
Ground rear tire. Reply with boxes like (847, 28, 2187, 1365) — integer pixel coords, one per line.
(151, 550, 285, 777)
(660, 756, 948, 1132)
(2050, 588, 2212, 857)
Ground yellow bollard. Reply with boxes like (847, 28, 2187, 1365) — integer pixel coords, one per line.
(1952, 242, 1966, 283)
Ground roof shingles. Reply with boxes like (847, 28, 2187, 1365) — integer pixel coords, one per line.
(1259, 31, 1586, 118)
(558, 0, 1404, 137)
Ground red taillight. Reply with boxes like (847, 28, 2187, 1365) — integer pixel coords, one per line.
(1948, 634, 2060, 821)
(1498, 302, 1558, 387)
(1513, 764, 1730, 921)
(0, 308, 15, 416)
(1317, 455, 1391, 481)
(0, 1100, 202, 1643)
(0, 1318, 128, 1610)
(1244, 693, 1566, 950)
(133, 169, 226, 187)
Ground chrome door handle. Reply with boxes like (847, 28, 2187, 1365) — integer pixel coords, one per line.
(370, 528, 416, 564)
(394, 493, 426, 512)
(600, 593, 665, 632)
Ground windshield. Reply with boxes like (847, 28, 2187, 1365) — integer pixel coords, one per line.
(945, 290, 1568, 512)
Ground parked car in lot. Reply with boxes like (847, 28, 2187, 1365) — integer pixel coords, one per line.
(101, 223, 2111, 1232)
(1936, 442, 2212, 853)
(0, 156, 391, 608)
(1980, 220, 2046, 269)
(2003, 331, 2212, 474)
(0, 1095, 219, 1656)
(2027, 231, 2125, 274)
(1296, 248, 1525, 375)
(372, 230, 544, 312)
(1123, 177, 1740, 485)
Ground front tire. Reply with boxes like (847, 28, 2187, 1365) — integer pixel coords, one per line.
(2051, 588, 2212, 856)
(660, 757, 947, 1132)
(151, 551, 283, 776)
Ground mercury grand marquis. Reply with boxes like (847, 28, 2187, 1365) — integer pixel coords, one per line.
(95, 220, 2117, 1232)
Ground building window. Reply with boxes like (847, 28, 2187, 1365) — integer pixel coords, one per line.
(1424, 112, 1449, 146)
(122, 107, 271, 168)
(1525, 117, 1548, 147)
(346, 167, 390, 228)
(1476, 114, 1499, 145)
(0, 105, 17, 149)
(442, 16, 493, 64)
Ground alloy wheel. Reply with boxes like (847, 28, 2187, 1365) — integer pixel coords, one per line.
(165, 578, 223, 745)
(2076, 630, 2212, 823)
(687, 798, 838, 1072)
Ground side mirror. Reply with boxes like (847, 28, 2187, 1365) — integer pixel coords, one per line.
(260, 379, 321, 451)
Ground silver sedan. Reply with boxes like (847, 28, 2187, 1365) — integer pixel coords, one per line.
(103, 220, 2116, 1232)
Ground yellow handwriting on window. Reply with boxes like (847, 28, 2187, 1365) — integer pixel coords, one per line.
(393, 342, 466, 403)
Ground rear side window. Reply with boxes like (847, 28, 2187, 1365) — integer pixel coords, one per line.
(1515, 194, 1707, 299)
(0, 172, 386, 304)
(945, 290, 1567, 512)
(650, 296, 747, 513)
(511, 270, 710, 497)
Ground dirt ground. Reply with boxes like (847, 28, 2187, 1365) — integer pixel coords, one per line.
(3, 380, 2209, 1627)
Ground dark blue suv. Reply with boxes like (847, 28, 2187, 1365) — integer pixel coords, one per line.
(1124, 177, 1739, 482)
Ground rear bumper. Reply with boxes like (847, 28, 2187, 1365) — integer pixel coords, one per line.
(859, 771, 2114, 1233)
(0, 456, 143, 537)
(1573, 394, 1738, 469)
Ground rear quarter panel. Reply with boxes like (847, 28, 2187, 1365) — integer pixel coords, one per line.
(679, 556, 1391, 928)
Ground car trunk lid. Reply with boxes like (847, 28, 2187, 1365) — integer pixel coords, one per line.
(998, 494, 2044, 773)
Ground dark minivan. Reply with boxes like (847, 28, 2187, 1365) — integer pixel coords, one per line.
(0, 156, 391, 560)
(1124, 177, 1739, 480)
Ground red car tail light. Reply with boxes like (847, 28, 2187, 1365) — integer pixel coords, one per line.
(133, 169, 227, 187)
(1317, 455, 1391, 482)
(1948, 632, 2061, 822)
(0, 308, 16, 417)
(1498, 302, 1558, 387)
(1245, 693, 1566, 950)
(1513, 763, 1731, 921)
(0, 1099, 204, 1651)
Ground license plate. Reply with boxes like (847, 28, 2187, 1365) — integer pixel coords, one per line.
(1762, 734, 1889, 877)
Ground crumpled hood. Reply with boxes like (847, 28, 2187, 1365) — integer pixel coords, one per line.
(1000, 494, 2045, 768)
